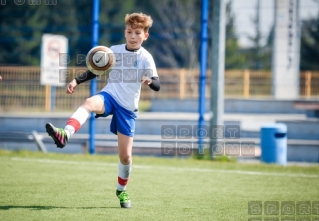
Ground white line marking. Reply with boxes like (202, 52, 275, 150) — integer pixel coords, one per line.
(10, 157, 319, 178)
(10, 157, 118, 167)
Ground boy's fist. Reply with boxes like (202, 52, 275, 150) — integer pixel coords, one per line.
(66, 79, 78, 94)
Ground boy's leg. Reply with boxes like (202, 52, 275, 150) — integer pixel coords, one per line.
(116, 131, 133, 208)
(46, 95, 105, 148)
(64, 95, 105, 138)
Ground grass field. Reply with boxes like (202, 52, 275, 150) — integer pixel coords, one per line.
(0, 150, 318, 221)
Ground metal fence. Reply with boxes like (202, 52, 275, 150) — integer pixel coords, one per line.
(0, 66, 318, 112)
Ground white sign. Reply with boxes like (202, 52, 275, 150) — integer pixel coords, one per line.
(272, 0, 300, 99)
(40, 34, 68, 86)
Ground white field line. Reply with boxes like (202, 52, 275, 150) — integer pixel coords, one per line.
(10, 157, 319, 178)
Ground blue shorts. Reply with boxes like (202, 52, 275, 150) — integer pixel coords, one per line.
(96, 92, 137, 137)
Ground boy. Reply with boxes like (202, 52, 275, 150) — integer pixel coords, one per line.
(45, 12, 160, 208)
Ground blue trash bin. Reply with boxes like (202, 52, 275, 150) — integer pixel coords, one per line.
(260, 123, 287, 165)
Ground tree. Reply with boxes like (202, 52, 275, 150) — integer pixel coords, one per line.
(299, 14, 319, 70)
(224, 0, 246, 69)
(134, 0, 201, 68)
(242, 0, 263, 70)
(244, 0, 272, 70)
(0, 2, 46, 65)
(99, 0, 137, 47)
(0, 1, 82, 66)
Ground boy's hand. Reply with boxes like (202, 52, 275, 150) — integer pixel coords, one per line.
(66, 79, 78, 94)
(141, 75, 152, 85)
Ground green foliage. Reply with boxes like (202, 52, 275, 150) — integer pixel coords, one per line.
(0, 0, 202, 68)
(224, 0, 247, 70)
(134, 0, 202, 68)
(1, 1, 318, 70)
(0, 0, 135, 66)
(242, 0, 272, 70)
(300, 14, 319, 70)
(0, 1, 80, 65)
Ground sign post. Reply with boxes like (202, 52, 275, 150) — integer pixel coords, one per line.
(41, 34, 68, 111)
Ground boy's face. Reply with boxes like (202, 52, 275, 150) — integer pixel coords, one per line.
(124, 25, 149, 50)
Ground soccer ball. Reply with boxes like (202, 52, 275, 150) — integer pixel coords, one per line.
(86, 46, 115, 75)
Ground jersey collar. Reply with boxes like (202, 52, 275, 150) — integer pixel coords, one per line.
(125, 45, 140, 52)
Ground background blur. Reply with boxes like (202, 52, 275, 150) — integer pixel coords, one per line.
(0, 0, 319, 162)
(0, 0, 319, 111)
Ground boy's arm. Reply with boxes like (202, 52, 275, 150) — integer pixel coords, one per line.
(74, 70, 97, 85)
(148, 76, 160, 91)
(66, 70, 98, 94)
(143, 56, 160, 91)
(141, 75, 160, 91)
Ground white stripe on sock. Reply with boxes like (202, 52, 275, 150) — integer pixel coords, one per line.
(70, 106, 90, 125)
(117, 161, 132, 191)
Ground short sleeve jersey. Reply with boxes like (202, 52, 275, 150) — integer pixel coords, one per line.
(101, 44, 158, 112)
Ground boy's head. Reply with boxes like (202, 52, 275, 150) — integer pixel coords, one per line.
(125, 12, 153, 33)
(124, 13, 153, 50)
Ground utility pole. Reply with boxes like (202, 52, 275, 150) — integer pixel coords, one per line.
(210, 0, 226, 159)
(272, 0, 300, 99)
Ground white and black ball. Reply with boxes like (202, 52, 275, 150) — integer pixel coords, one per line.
(86, 46, 115, 75)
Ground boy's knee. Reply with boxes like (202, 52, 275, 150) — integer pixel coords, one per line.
(82, 98, 94, 110)
(119, 155, 132, 165)
(82, 97, 103, 112)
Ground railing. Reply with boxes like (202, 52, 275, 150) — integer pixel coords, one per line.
(0, 66, 318, 112)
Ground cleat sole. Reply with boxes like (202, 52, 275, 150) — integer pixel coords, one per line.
(120, 202, 131, 208)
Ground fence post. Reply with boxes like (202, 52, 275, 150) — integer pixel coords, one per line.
(243, 69, 250, 98)
(180, 68, 186, 100)
(305, 71, 312, 98)
(45, 85, 51, 112)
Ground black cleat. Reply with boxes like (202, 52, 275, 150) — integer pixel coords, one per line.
(45, 123, 68, 148)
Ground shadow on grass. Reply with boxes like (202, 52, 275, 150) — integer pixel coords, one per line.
(0, 206, 120, 210)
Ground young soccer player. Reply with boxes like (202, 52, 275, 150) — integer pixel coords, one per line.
(45, 12, 160, 208)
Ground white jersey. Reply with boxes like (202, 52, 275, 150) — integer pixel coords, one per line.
(101, 44, 158, 112)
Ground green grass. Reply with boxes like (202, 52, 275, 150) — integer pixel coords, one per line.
(0, 150, 318, 221)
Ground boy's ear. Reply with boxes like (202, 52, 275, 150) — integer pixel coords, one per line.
(144, 33, 149, 40)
